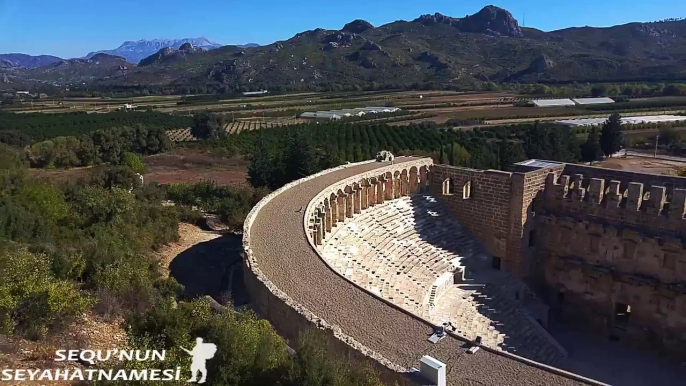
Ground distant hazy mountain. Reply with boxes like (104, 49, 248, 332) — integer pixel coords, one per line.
(237, 43, 260, 48)
(0, 53, 63, 69)
(86, 37, 223, 63)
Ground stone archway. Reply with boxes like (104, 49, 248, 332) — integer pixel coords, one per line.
(368, 177, 378, 207)
(393, 171, 401, 199)
(344, 186, 354, 218)
(420, 165, 430, 192)
(329, 193, 338, 225)
(409, 166, 419, 194)
(384, 172, 394, 201)
(337, 190, 346, 223)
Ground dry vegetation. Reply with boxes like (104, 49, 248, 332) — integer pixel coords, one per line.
(596, 156, 685, 175)
(143, 148, 249, 186)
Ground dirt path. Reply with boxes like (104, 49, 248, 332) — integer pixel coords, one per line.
(155, 223, 223, 276)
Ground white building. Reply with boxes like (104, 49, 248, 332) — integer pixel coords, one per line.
(556, 115, 686, 127)
(572, 97, 615, 105)
(242, 90, 269, 96)
(300, 106, 401, 120)
(529, 99, 576, 107)
(300, 111, 342, 120)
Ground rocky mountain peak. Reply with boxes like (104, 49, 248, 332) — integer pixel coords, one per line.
(414, 12, 455, 26)
(414, 6, 522, 37)
(179, 42, 194, 52)
(342, 19, 374, 34)
(138, 43, 205, 66)
(88, 53, 126, 62)
(459, 5, 523, 37)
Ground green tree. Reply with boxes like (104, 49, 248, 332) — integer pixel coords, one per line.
(497, 141, 525, 170)
(285, 132, 320, 182)
(438, 136, 445, 164)
(591, 85, 607, 97)
(248, 146, 274, 189)
(581, 127, 604, 164)
(451, 143, 471, 166)
(191, 113, 227, 140)
(17, 181, 69, 222)
(600, 112, 624, 157)
(123, 152, 145, 173)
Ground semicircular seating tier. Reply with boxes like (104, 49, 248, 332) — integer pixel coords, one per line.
(308, 166, 566, 366)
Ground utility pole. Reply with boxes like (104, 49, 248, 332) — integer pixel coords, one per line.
(654, 134, 660, 158)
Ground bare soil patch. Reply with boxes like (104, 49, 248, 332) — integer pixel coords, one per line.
(596, 156, 684, 175)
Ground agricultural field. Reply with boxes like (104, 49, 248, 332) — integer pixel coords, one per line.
(224, 118, 305, 134)
(165, 118, 307, 142)
(4, 91, 686, 139)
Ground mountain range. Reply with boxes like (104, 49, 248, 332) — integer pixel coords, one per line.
(0, 54, 63, 69)
(85, 37, 224, 63)
(2, 6, 686, 91)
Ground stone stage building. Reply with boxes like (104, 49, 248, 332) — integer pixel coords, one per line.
(244, 156, 685, 386)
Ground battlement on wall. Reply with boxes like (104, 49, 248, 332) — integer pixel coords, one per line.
(544, 172, 686, 235)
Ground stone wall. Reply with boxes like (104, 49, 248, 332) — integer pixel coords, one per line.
(512, 165, 565, 281)
(537, 165, 686, 358)
(429, 164, 565, 279)
(429, 165, 515, 270)
(544, 167, 686, 236)
(241, 259, 411, 385)
(537, 215, 686, 357)
(241, 160, 411, 386)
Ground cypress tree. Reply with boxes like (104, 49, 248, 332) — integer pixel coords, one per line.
(600, 112, 624, 157)
(581, 127, 604, 164)
(439, 136, 445, 165)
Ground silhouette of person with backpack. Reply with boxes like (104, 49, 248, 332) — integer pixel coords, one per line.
(181, 337, 217, 384)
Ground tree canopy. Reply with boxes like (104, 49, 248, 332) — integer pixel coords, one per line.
(581, 127, 604, 164)
(600, 112, 624, 157)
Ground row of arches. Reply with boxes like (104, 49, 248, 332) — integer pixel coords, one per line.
(308, 165, 432, 245)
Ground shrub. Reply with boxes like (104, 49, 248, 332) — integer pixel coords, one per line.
(0, 246, 94, 337)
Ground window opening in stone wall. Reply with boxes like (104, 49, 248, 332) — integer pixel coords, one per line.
(442, 178, 454, 195)
(614, 303, 631, 323)
(528, 230, 536, 247)
(463, 181, 472, 199)
(557, 292, 565, 305)
(492, 256, 501, 270)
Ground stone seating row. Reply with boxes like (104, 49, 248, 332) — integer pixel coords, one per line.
(321, 196, 483, 315)
(318, 194, 566, 366)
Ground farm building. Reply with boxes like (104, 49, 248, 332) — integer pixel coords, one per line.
(557, 114, 686, 127)
(300, 106, 401, 120)
(300, 111, 342, 120)
(572, 97, 615, 105)
(528, 99, 576, 107)
(355, 106, 401, 113)
(242, 90, 269, 96)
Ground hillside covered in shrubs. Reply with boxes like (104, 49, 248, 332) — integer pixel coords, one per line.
(0, 145, 384, 385)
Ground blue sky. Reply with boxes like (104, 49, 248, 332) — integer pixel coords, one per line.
(1, 0, 684, 58)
